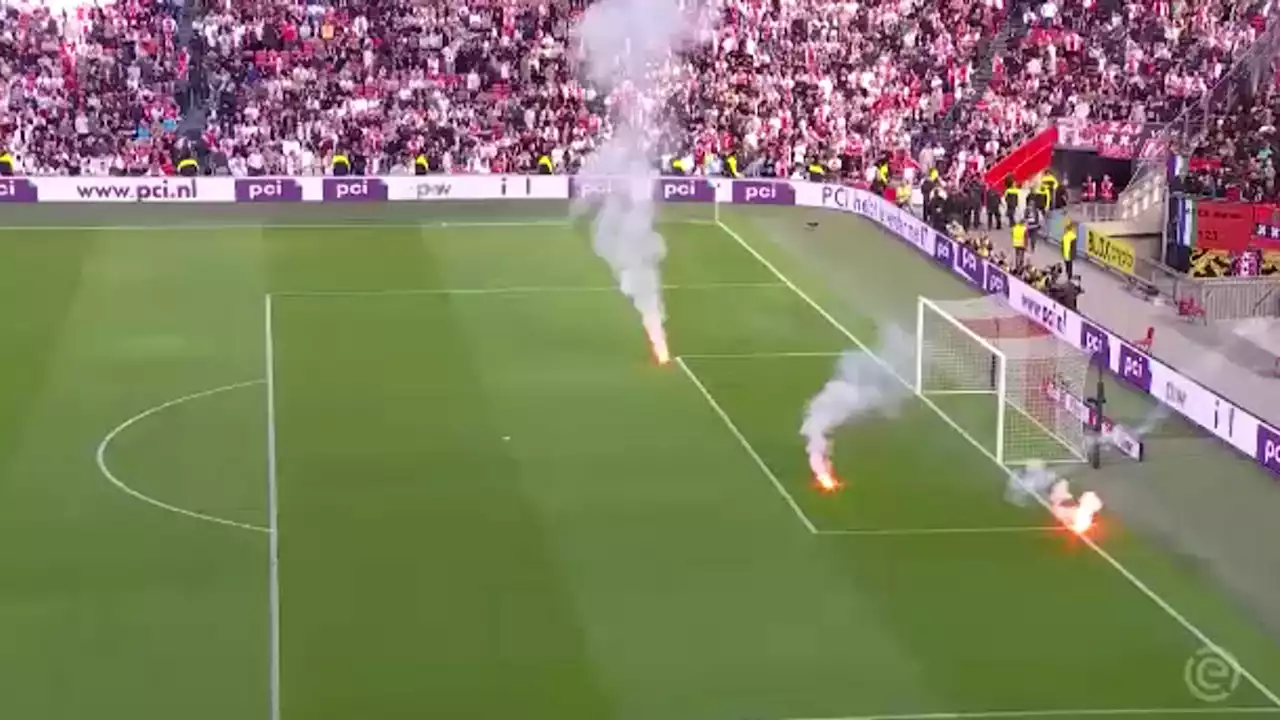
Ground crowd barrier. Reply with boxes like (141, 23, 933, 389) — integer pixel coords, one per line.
(4, 174, 1278, 478)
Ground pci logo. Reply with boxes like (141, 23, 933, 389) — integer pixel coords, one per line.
(983, 266, 1008, 297)
(0, 178, 38, 202)
(1079, 322, 1109, 362)
(323, 178, 388, 202)
(933, 237, 953, 266)
(572, 178, 618, 198)
(1017, 293, 1066, 335)
(659, 179, 715, 202)
(1257, 426, 1280, 475)
(1117, 345, 1152, 392)
(75, 179, 198, 201)
(733, 181, 796, 205)
(416, 183, 453, 199)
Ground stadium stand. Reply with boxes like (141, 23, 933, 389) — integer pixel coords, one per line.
(0, 0, 1270, 178)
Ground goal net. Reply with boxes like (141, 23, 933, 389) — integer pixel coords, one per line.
(915, 295, 1090, 466)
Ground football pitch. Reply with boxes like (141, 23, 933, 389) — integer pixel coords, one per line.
(2, 201, 1280, 720)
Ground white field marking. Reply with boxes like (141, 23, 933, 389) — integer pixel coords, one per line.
(676, 356, 818, 534)
(264, 295, 282, 720)
(712, 219, 1280, 707)
(779, 706, 1280, 720)
(5, 220, 575, 232)
(817, 525, 1059, 537)
(270, 282, 785, 298)
(678, 350, 845, 360)
(94, 380, 269, 533)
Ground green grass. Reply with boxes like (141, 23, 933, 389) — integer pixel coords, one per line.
(2, 202, 1279, 720)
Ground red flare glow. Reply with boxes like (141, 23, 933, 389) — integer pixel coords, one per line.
(643, 315, 670, 365)
(1071, 492, 1103, 534)
(809, 452, 842, 492)
(815, 472, 842, 493)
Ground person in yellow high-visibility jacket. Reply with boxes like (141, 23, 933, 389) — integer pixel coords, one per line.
(1011, 220, 1028, 270)
(1038, 171, 1059, 211)
(1062, 221, 1078, 278)
(725, 154, 740, 178)
(0, 150, 14, 176)
(895, 181, 911, 208)
(1003, 184, 1021, 227)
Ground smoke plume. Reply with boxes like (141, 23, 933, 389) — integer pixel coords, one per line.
(571, 0, 704, 362)
(801, 325, 915, 475)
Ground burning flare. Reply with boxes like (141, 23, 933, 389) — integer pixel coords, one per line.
(1048, 479, 1103, 535)
(1071, 491, 1103, 534)
(643, 313, 670, 365)
(809, 451, 842, 492)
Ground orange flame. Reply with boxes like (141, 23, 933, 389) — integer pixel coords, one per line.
(1071, 491, 1103, 534)
(809, 452, 842, 492)
(643, 314, 670, 365)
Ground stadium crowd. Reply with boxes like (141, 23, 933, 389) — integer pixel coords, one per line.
(1176, 82, 1280, 202)
(0, 0, 1272, 181)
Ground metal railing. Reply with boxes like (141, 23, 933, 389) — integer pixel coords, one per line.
(1184, 277, 1280, 321)
(1130, 257, 1280, 321)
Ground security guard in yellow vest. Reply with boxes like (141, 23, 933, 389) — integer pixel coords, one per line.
(895, 180, 911, 208)
(176, 156, 199, 177)
(414, 155, 429, 176)
(1038, 171, 1058, 211)
(670, 157, 689, 176)
(873, 161, 889, 192)
(537, 155, 554, 175)
(0, 150, 13, 176)
(1062, 222, 1078, 278)
(1011, 220, 1028, 270)
(1003, 185, 1022, 227)
(808, 162, 826, 182)
(332, 152, 351, 176)
(725, 154, 740, 178)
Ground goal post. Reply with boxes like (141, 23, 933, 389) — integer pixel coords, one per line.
(915, 295, 1091, 466)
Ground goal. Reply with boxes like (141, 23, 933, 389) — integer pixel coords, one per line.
(915, 295, 1090, 466)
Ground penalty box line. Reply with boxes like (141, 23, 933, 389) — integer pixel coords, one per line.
(777, 706, 1280, 720)
(676, 356, 818, 534)
(709, 219, 1280, 708)
(269, 282, 786, 298)
(678, 354, 1060, 539)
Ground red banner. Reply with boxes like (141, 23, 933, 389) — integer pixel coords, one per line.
(1195, 200, 1261, 252)
(1249, 203, 1280, 249)
(1056, 120, 1162, 159)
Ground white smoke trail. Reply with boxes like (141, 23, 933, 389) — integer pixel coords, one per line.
(571, 0, 705, 362)
(800, 325, 915, 477)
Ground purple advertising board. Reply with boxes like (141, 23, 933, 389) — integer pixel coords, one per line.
(654, 178, 716, 203)
(732, 181, 796, 205)
(1079, 319, 1110, 366)
(235, 178, 303, 203)
(932, 235, 955, 269)
(322, 177, 388, 202)
(1258, 425, 1280, 475)
(0, 178, 39, 202)
(954, 243, 986, 286)
(1117, 343, 1153, 392)
(982, 262, 1009, 298)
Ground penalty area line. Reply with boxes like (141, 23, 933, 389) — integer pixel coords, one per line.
(778, 706, 1280, 720)
(817, 525, 1059, 537)
(711, 218, 1280, 708)
(675, 356, 818, 534)
(5, 219, 577, 232)
(270, 282, 786, 298)
(679, 350, 846, 360)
